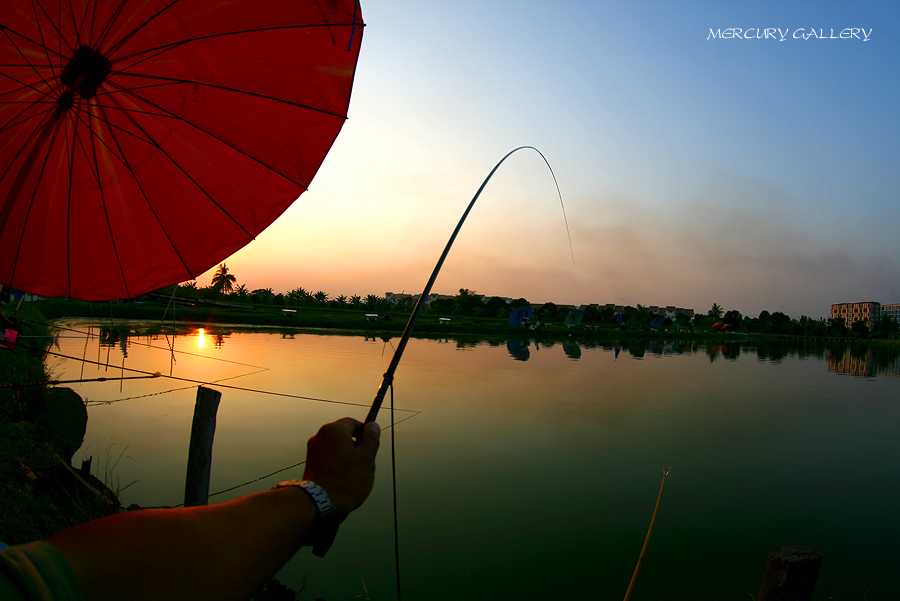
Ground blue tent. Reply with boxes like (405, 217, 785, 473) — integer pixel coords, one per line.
(508, 305, 534, 327)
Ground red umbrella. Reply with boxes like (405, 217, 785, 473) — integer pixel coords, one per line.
(0, 0, 363, 300)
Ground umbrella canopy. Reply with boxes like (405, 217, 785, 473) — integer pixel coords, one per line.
(564, 309, 583, 327)
(1, 0, 363, 300)
(508, 305, 533, 327)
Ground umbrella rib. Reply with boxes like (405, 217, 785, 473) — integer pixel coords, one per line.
(1, 20, 68, 61)
(0, 24, 65, 107)
(122, 73, 350, 120)
(0, 111, 64, 290)
(93, 96, 200, 282)
(0, 104, 56, 213)
(76, 104, 134, 297)
(27, 0, 76, 59)
(104, 0, 179, 58)
(26, 0, 68, 87)
(106, 89, 256, 267)
(114, 22, 362, 67)
(60, 80, 314, 197)
(0, 93, 53, 139)
(123, 82, 316, 189)
(90, 0, 132, 53)
(104, 77, 320, 191)
(68, 103, 118, 187)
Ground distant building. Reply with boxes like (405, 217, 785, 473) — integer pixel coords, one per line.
(882, 303, 900, 325)
(831, 301, 881, 329)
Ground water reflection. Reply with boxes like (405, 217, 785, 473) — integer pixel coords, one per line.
(88, 322, 900, 379)
(827, 342, 900, 377)
(51, 322, 900, 600)
(506, 339, 529, 361)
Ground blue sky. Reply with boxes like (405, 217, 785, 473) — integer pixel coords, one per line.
(203, 0, 900, 319)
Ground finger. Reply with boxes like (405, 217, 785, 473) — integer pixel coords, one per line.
(330, 417, 362, 438)
(357, 422, 381, 456)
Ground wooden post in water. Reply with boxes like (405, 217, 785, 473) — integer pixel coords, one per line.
(757, 546, 822, 601)
(184, 386, 221, 507)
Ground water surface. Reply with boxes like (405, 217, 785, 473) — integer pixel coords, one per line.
(51, 322, 900, 600)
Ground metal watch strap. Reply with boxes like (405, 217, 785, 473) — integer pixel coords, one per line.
(274, 479, 339, 557)
(274, 479, 335, 517)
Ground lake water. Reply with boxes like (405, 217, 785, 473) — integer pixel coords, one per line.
(49, 320, 900, 600)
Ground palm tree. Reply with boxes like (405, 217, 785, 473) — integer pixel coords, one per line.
(211, 263, 236, 294)
(707, 303, 724, 320)
(365, 294, 381, 309)
(313, 290, 329, 304)
(251, 288, 275, 304)
(233, 284, 248, 299)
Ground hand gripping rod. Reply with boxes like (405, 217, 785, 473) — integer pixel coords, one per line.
(319, 147, 566, 556)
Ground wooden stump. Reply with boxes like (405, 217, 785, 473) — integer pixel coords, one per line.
(757, 546, 823, 601)
(184, 386, 221, 507)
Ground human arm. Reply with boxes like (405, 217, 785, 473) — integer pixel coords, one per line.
(48, 418, 380, 601)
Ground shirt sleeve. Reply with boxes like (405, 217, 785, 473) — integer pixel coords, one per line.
(0, 541, 86, 601)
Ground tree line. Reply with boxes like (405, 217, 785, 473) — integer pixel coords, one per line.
(179, 265, 899, 340)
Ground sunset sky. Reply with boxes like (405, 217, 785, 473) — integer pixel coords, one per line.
(197, 0, 899, 320)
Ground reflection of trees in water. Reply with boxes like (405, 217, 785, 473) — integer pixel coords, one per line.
(98, 327, 128, 358)
(497, 336, 899, 378)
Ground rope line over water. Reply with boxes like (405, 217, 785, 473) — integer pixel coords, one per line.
(25, 343, 420, 415)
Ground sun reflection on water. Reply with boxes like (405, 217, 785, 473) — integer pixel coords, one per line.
(197, 328, 206, 349)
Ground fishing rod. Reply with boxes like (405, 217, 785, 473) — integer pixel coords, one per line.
(361, 145, 570, 431)
(1, 373, 162, 388)
(313, 146, 570, 559)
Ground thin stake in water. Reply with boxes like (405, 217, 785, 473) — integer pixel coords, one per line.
(624, 466, 673, 601)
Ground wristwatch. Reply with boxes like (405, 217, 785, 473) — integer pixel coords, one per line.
(273, 479, 336, 518)
(273, 479, 339, 557)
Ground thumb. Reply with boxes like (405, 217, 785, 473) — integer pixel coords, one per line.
(357, 421, 381, 455)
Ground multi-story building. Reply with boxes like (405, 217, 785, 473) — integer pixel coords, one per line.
(831, 301, 881, 329)
(882, 303, 900, 325)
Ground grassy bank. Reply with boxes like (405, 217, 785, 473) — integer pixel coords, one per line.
(25, 296, 759, 341)
(1, 303, 120, 546)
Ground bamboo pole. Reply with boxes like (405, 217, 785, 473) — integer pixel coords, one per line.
(623, 467, 672, 601)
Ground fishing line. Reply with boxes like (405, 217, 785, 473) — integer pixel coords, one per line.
(1, 373, 162, 388)
(389, 382, 403, 601)
(162, 417, 415, 507)
(81, 368, 271, 406)
(28, 317, 270, 371)
(353, 146, 571, 596)
(24, 343, 421, 415)
(364, 145, 571, 426)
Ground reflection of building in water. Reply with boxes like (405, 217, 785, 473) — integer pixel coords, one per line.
(828, 347, 900, 378)
(831, 301, 880, 329)
(828, 350, 873, 377)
